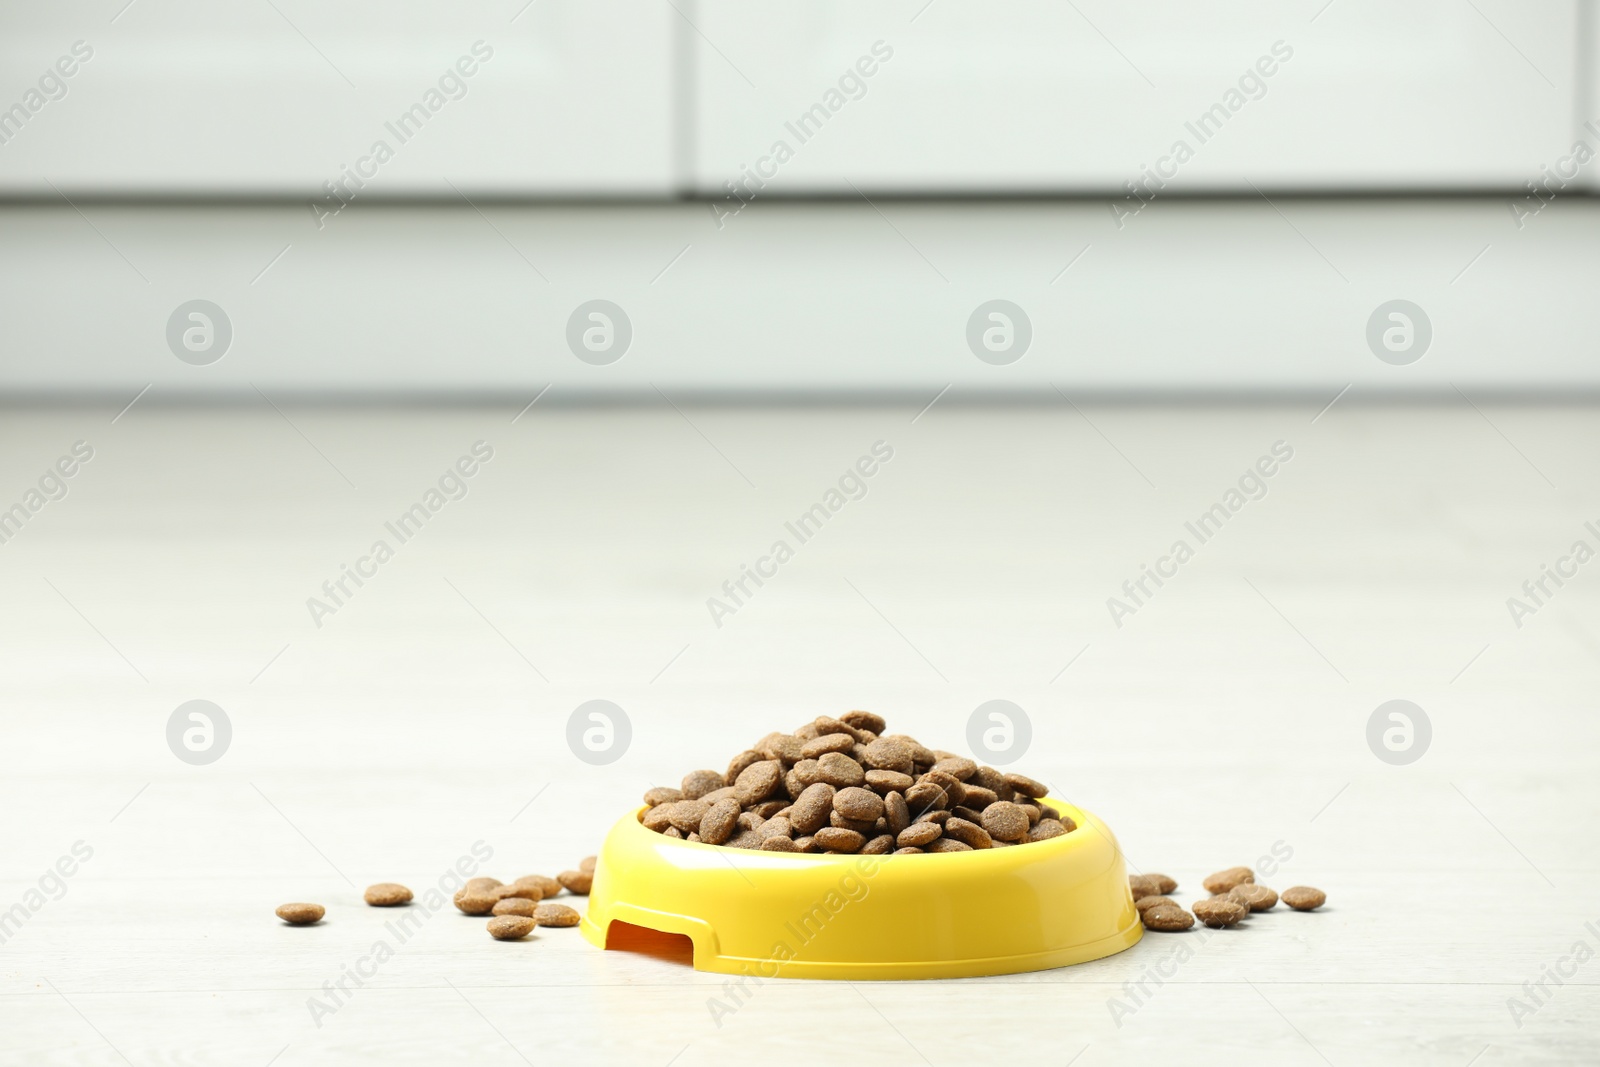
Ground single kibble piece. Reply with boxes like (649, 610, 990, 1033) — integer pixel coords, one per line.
(813, 827, 865, 853)
(1134, 895, 1177, 913)
(492, 897, 539, 917)
(943, 817, 993, 850)
(841, 710, 887, 734)
(275, 903, 324, 925)
(734, 760, 784, 805)
(666, 799, 711, 833)
(557, 869, 592, 895)
(1028, 819, 1069, 842)
(864, 769, 914, 794)
(815, 751, 866, 788)
(453, 889, 499, 915)
(364, 883, 412, 907)
(931, 756, 977, 781)
(698, 797, 741, 845)
(1145, 873, 1178, 894)
(535, 902, 582, 928)
(925, 837, 973, 853)
(681, 769, 725, 800)
(1003, 773, 1049, 798)
(833, 786, 885, 823)
(487, 916, 536, 940)
(861, 834, 895, 855)
(789, 783, 836, 835)
(1193, 897, 1248, 928)
(643, 786, 682, 807)
(1202, 866, 1255, 895)
(801, 733, 856, 759)
(897, 822, 942, 848)
(884, 791, 910, 836)
(1141, 904, 1195, 932)
(861, 737, 914, 775)
(578, 855, 596, 874)
(1281, 886, 1326, 911)
(1128, 874, 1165, 900)
(980, 801, 1030, 843)
(1229, 883, 1278, 912)
(757, 732, 803, 764)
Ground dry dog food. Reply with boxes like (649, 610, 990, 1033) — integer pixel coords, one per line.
(638, 713, 1075, 854)
(487, 915, 536, 940)
(1141, 903, 1195, 931)
(1202, 867, 1254, 895)
(535, 902, 581, 927)
(1228, 883, 1278, 912)
(1192, 897, 1248, 928)
(1128, 873, 1178, 899)
(275, 903, 324, 925)
(492, 897, 539, 918)
(1281, 885, 1326, 911)
(557, 869, 592, 895)
(363, 883, 413, 907)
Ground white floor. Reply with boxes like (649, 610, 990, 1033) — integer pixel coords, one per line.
(1, 400, 1596, 1065)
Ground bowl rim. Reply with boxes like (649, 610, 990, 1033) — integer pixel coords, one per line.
(622, 796, 1095, 864)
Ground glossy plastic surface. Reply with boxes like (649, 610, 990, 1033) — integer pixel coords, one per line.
(579, 798, 1142, 979)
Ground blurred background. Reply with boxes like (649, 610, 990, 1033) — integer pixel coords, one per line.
(4, 3, 1599, 1065)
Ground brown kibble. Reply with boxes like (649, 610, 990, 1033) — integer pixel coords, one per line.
(1229, 883, 1278, 912)
(943, 817, 992, 850)
(960, 785, 998, 809)
(860, 834, 895, 855)
(464, 877, 502, 893)
(814, 751, 866, 788)
(840, 710, 887, 734)
(1193, 897, 1248, 928)
(1141, 903, 1195, 931)
(454, 889, 499, 915)
(557, 869, 592, 895)
(833, 786, 885, 823)
(1128, 874, 1163, 900)
(578, 855, 596, 874)
(1003, 773, 1048, 798)
(813, 827, 865, 853)
(698, 797, 741, 845)
(1281, 886, 1326, 911)
(931, 756, 976, 781)
(507, 874, 562, 900)
(1145, 873, 1178, 895)
(884, 791, 910, 836)
(757, 815, 795, 841)
(1202, 866, 1255, 895)
(662, 826, 682, 838)
(643, 786, 683, 807)
(1134, 895, 1177, 913)
(487, 916, 536, 940)
(666, 799, 711, 833)
(893, 846, 924, 854)
(896, 822, 942, 848)
(914, 808, 950, 825)
(864, 769, 914, 794)
(1028, 819, 1069, 842)
(734, 760, 784, 804)
(757, 732, 803, 765)
(492, 897, 539, 917)
(925, 837, 972, 853)
(680, 769, 725, 800)
(535, 902, 581, 927)
(789, 783, 836, 835)
(275, 903, 324, 925)
(642, 803, 676, 832)
(364, 883, 412, 907)
(980, 801, 1030, 843)
(749, 799, 787, 819)
(800, 733, 856, 759)
(861, 737, 914, 775)
(904, 781, 948, 813)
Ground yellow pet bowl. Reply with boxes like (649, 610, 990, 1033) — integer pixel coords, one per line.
(579, 798, 1141, 980)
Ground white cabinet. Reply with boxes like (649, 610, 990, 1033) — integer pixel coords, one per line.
(0, 0, 676, 195)
(689, 0, 1581, 192)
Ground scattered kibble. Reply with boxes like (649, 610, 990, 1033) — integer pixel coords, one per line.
(1142, 903, 1195, 931)
(557, 869, 592, 895)
(535, 902, 581, 928)
(487, 916, 536, 941)
(1281, 886, 1326, 911)
(363, 883, 412, 907)
(491, 897, 539, 918)
(1193, 897, 1248, 928)
(1134, 895, 1177, 913)
(275, 903, 324, 925)
(1201, 866, 1255, 895)
(1229, 883, 1278, 912)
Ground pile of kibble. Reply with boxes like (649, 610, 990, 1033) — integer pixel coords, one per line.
(1130, 867, 1326, 931)
(273, 856, 594, 941)
(639, 712, 1074, 854)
